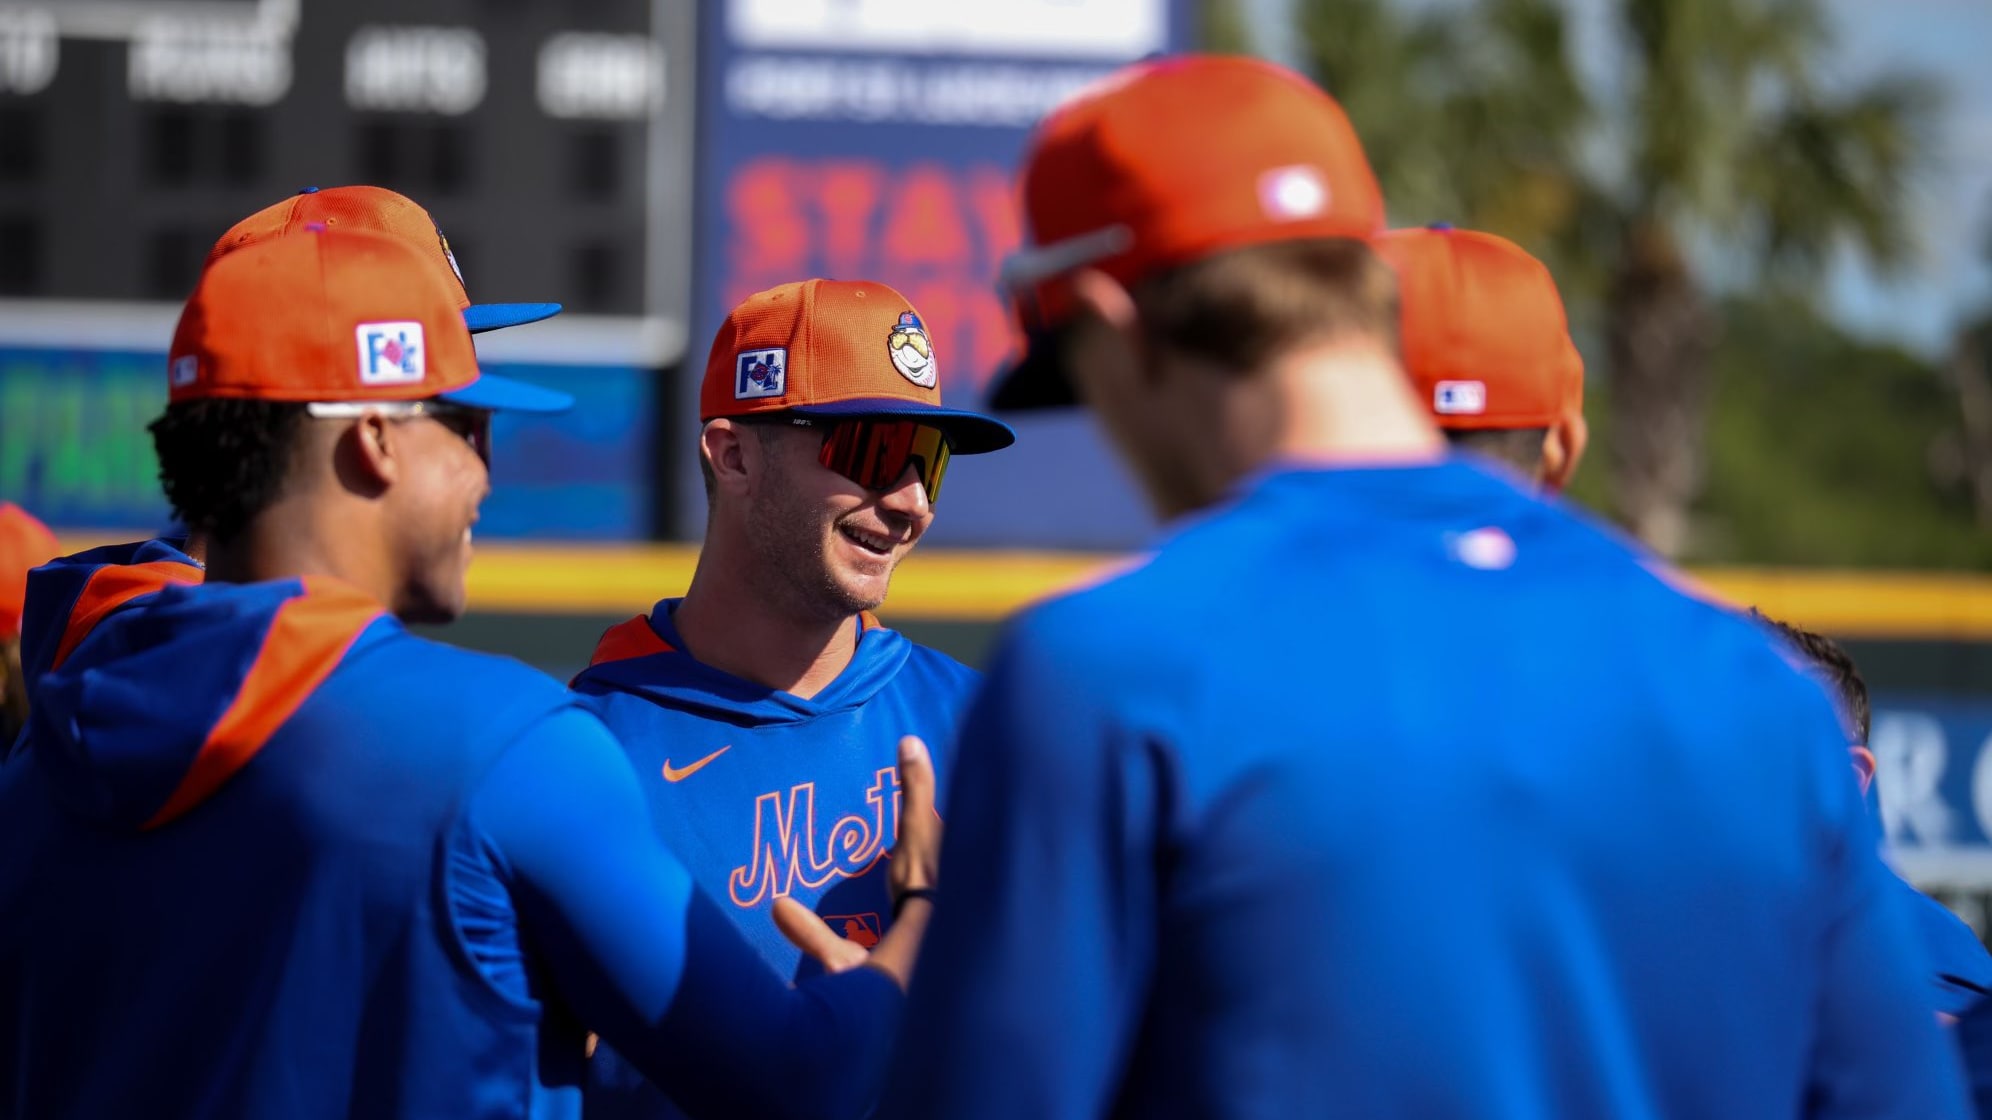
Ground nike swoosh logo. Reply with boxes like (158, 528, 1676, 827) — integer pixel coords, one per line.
(662, 745, 731, 783)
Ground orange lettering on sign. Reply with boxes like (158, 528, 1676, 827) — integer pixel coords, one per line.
(966, 167, 1022, 264)
(882, 164, 970, 267)
(729, 158, 810, 279)
(817, 162, 885, 277)
(719, 158, 1026, 395)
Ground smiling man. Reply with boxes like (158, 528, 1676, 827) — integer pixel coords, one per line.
(0, 230, 944, 1120)
(571, 279, 1013, 1120)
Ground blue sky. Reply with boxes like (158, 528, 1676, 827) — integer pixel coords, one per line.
(1821, 0, 1992, 355)
(1242, 0, 1992, 357)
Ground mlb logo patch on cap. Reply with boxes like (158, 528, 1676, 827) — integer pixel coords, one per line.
(736, 347, 786, 400)
(1434, 380, 1487, 416)
(356, 322, 425, 385)
(169, 355, 199, 388)
(1258, 165, 1330, 221)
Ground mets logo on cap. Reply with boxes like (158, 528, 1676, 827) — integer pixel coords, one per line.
(887, 311, 936, 388)
(357, 321, 425, 385)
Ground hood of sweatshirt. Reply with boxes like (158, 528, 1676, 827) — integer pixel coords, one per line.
(27, 576, 385, 830)
(569, 599, 914, 727)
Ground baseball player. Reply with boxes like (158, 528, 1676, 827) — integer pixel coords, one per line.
(0, 502, 59, 744)
(570, 279, 1013, 1119)
(880, 54, 1965, 1117)
(1753, 610, 1992, 1017)
(0, 228, 936, 1120)
(1377, 221, 1989, 1025)
(1374, 223, 1586, 491)
(14, 186, 553, 705)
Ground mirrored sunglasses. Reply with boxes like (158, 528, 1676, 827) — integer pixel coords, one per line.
(814, 418, 953, 503)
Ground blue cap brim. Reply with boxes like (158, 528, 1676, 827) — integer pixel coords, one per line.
(439, 373, 573, 414)
(786, 398, 1016, 454)
(463, 302, 563, 333)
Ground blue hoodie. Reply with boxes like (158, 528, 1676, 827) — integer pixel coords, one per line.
(10, 537, 203, 742)
(570, 601, 978, 1120)
(572, 602, 978, 976)
(881, 460, 1967, 1119)
(1899, 869, 1991, 1017)
(1, 575, 904, 1120)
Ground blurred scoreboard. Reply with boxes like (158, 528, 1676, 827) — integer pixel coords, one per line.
(0, 0, 694, 537)
(0, 0, 691, 319)
(0, 0, 1195, 546)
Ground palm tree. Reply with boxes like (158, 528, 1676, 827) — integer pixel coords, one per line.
(1943, 202, 1992, 529)
(1239, 0, 1937, 556)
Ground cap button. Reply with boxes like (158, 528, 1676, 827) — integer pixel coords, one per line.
(298, 186, 320, 195)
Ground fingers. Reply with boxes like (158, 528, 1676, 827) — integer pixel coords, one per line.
(892, 735, 941, 894)
(773, 897, 869, 975)
(898, 734, 936, 834)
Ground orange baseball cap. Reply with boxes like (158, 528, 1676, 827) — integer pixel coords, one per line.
(991, 54, 1387, 410)
(0, 503, 60, 639)
(208, 186, 561, 333)
(701, 279, 1014, 454)
(170, 226, 570, 413)
(1374, 224, 1583, 430)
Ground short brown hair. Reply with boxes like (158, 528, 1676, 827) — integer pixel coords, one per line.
(1751, 609, 1870, 744)
(1130, 237, 1399, 374)
(1445, 427, 1547, 476)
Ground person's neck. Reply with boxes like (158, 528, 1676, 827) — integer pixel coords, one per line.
(1205, 338, 1446, 489)
(671, 544, 861, 701)
(201, 497, 397, 609)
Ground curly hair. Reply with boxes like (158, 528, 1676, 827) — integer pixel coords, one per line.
(1750, 609, 1870, 744)
(149, 399, 307, 544)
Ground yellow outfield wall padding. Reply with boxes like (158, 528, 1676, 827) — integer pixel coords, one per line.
(48, 532, 1992, 639)
(461, 547, 1992, 640)
(460, 545, 1127, 620)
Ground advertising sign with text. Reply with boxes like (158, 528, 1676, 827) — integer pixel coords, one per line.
(685, 0, 1191, 546)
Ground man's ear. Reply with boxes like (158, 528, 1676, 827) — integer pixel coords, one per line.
(1068, 268, 1138, 334)
(1063, 268, 1155, 403)
(1850, 745, 1877, 796)
(330, 413, 396, 498)
(1538, 409, 1589, 494)
(701, 420, 756, 494)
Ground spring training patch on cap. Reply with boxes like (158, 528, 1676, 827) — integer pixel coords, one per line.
(356, 322, 426, 385)
(887, 311, 936, 388)
(434, 226, 467, 293)
(736, 348, 786, 399)
(1434, 380, 1487, 415)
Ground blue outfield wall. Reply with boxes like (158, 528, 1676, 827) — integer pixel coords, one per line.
(1878, 696, 1992, 888)
(0, 345, 656, 540)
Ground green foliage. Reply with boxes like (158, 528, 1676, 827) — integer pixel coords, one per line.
(1290, 0, 1588, 242)
(1561, 297, 1985, 569)
(1200, 0, 1252, 53)
(1225, 0, 1964, 565)
(1694, 296, 1989, 567)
